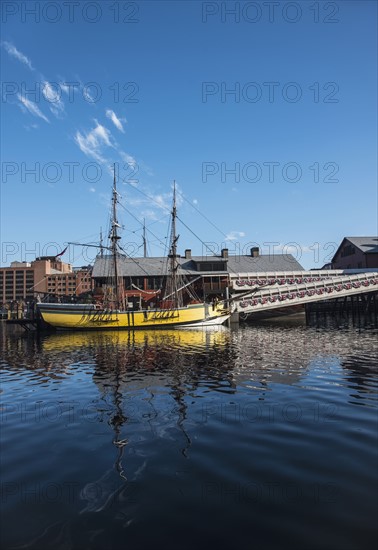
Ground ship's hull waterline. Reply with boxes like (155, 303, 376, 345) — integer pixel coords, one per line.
(37, 303, 230, 330)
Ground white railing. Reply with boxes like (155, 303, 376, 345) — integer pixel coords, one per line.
(232, 272, 378, 313)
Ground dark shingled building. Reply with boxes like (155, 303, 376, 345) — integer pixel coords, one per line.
(331, 237, 378, 270)
(92, 248, 304, 302)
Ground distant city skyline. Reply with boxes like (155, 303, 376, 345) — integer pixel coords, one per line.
(1, 1, 377, 270)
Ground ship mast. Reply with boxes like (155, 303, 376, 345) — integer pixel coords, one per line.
(110, 165, 122, 308)
(168, 181, 181, 308)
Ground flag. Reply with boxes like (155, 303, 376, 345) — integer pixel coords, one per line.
(55, 246, 68, 259)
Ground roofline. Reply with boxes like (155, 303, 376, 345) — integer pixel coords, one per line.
(332, 236, 378, 261)
(331, 237, 349, 262)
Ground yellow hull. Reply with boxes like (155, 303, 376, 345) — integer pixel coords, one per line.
(42, 326, 231, 352)
(37, 302, 230, 330)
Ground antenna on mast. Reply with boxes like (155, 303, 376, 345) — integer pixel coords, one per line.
(99, 227, 104, 258)
(143, 218, 147, 258)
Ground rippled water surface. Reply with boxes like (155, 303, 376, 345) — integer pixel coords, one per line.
(1, 322, 377, 550)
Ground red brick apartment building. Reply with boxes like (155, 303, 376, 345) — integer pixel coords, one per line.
(0, 256, 92, 305)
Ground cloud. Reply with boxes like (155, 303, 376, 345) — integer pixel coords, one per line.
(74, 121, 140, 180)
(60, 83, 70, 94)
(74, 121, 114, 164)
(89, 187, 96, 193)
(24, 123, 39, 131)
(42, 81, 65, 118)
(138, 160, 154, 177)
(17, 94, 49, 123)
(152, 194, 170, 210)
(2, 41, 34, 70)
(225, 231, 246, 241)
(119, 150, 137, 167)
(92, 122, 112, 146)
(148, 185, 183, 211)
(106, 109, 126, 133)
(126, 190, 171, 212)
(141, 209, 158, 221)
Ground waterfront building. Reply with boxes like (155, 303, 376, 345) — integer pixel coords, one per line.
(332, 237, 378, 269)
(92, 247, 303, 306)
(0, 257, 92, 305)
(0, 247, 302, 307)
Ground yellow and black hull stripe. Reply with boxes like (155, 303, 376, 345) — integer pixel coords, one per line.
(37, 303, 230, 330)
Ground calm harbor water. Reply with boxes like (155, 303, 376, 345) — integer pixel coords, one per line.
(1, 320, 377, 550)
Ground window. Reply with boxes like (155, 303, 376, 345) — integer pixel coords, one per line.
(196, 262, 227, 272)
(341, 244, 355, 257)
(132, 277, 145, 289)
(147, 277, 162, 290)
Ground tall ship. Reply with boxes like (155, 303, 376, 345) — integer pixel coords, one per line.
(37, 172, 230, 330)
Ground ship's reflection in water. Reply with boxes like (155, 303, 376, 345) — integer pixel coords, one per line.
(1, 324, 377, 550)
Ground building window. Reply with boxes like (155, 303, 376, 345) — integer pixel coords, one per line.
(147, 277, 162, 290)
(341, 245, 355, 257)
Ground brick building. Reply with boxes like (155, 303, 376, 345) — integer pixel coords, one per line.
(0, 257, 92, 305)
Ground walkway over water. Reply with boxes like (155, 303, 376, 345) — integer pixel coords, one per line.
(230, 270, 378, 313)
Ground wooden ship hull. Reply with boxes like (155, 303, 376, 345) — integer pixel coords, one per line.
(37, 302, 230, 330)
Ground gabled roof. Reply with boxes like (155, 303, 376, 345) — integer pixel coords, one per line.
(345, 237, 378, 253)
(93, 256, 199, 278)
(92, 253, 304, 278)
(226, 254, 303, 273)
(332, 237, 378, 261)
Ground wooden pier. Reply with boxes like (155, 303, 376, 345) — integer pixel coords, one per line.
(5, 318, 42, 332)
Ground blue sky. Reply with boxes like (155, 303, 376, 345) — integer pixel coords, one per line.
(1, 0, 377, 269)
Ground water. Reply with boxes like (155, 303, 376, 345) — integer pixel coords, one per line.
(1, 322, 377, 550)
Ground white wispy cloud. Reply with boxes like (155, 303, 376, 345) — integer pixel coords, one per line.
(147, 184, 183, 212)
(2, 41, 34, 70)
(56, 80, 80, 98)
(126, 190, 171, 212)
(151, 194, 170, 210)
(119, 150, 136, 165)
(225, 231, 246, 241)
(24, 123, 39, 131)
(60, 83, 70, 94)
(74, 120, 140, 181)
(92, 122, 112, 146)
(141, 209, 159, 221)
(138, 160, 154, 177)
(74, 121, 114, 164)
(17, 94, 49, 123)
(42, 81, 65, 118)
(106, 109, 126, 133)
